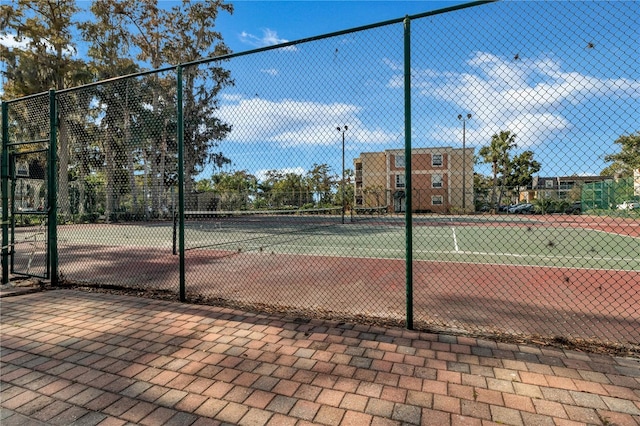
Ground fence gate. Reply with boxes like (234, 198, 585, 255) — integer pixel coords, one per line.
(7, 146, 49, 279)
(2, 93, 55, 283)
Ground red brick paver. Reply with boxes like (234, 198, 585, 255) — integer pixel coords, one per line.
(1, 290, 639, 425)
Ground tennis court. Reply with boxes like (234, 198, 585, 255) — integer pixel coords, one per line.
(10, 211, 637, 345)
(11, 211, 635, 276)
(176, 212, 639, 271)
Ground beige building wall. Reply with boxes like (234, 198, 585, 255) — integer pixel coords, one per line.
(354, 152, 388, 209)
(354, 147, 474, 214)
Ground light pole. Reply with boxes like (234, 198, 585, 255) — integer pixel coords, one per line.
(337, 126, 348, 224)
(457, 114, 471, 211)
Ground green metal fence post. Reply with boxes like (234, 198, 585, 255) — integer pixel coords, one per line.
(177, 66, 186, 302)
(404, 16, 413, 330)
(1, 101, 9, 285)
(48, 89, 58, 285)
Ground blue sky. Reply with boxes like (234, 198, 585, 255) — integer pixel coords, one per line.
(2, 1, 639, 183)
(215, 0, 461, 52)
(205, 1, 639, 181)
(208, 0, 473, 181)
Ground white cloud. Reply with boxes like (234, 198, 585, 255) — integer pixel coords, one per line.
(220, 93, 244, 102)
(239, 29, 297, 51)
(260, 68, 278, 76)
(255, 167, 306, 181)
(0, 32, 76, 57)
(392, 52, 640, 147)
(218, 96, 400, 147)
(504, 113, 571, 147)
(0, 34, 30, 50)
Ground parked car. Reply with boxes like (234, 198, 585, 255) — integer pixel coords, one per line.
(616, 200, 640, 210)
(565, 201, 581, 215)
(508, 203, 534, 214)
(477, 203, 508, 213)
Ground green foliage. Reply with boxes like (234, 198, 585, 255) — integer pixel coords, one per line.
(478, 131, 516, 206)
(307, 163, 337, 205)
(213, 170, 258, 210)
(602, 131, 640, 177)
(1, 0, 94, 217)
(479, 131, 542, 206)
(505, 151, 541, 191)
(532, 197, 570, 214)
(195, 179, 215, 193)
(0, 0, 91, 96)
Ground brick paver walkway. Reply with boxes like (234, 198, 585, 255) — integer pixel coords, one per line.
(1, 290, 639, 425)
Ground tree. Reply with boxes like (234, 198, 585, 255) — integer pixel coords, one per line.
(0, 1, 89, 97)
(1, 0, 92, 216)
(80, 0, 142, 219)
(213, 170, 257, 210)
(108, 0, 234, 216)
(602, 132, 640, 177)
(362, 185, 387, 208)
(478, 130, 517, 208)
(344, 169, 355, 210)
(165, 1, 234, 210)
(194, 178, 215, 193)
(306, 163, 336, 206)
(503, 150, 541, 204)
(473, 173, 493, 209)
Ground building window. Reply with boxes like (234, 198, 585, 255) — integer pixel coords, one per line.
(355, 164, 362, 181)
(394, 154, 405, 168)
(432, 154, 443, 167)
(395, 174, 405, 188)
(432, 195, 443, 205)
(432, 174, 443, 188)
(545, 180, 554, 188)
(559, 181, 574, 190)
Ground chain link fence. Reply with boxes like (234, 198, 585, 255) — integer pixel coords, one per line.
(2, 94, 51, 279)
(2, 1, 638, 349)
(55, 71, 180, 289)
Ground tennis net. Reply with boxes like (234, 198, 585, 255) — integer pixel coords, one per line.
(175, 207, 347, 253)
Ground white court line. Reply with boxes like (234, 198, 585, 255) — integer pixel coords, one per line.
(452, 227, 459, 253)
(251, 243, 640, 265)
(219, 243, 639, 273)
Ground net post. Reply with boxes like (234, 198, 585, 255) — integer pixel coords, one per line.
(172, 208, 177, 256)
(1, 101, 9, 285)
(404, 16, 414, 330)
(177, 65, 186, 302)
(48, 89, 58, 285)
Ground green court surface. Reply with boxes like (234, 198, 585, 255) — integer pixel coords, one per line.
(46, 216, 640, 272)
(179, 216, 639, 271)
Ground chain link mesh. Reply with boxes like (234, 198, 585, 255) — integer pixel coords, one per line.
(55, 71, 178, 289)
(409, 1, 639, 344)
(2, 1, 638, 348)
(182, 23, 406, 321)
(4, 95, 50, 277)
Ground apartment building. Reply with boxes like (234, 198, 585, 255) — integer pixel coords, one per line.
(519, 175, 612, 202)
(353, 147, 474, 214)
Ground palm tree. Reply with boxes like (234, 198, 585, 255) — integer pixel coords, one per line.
(478, 131, 517, 209)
